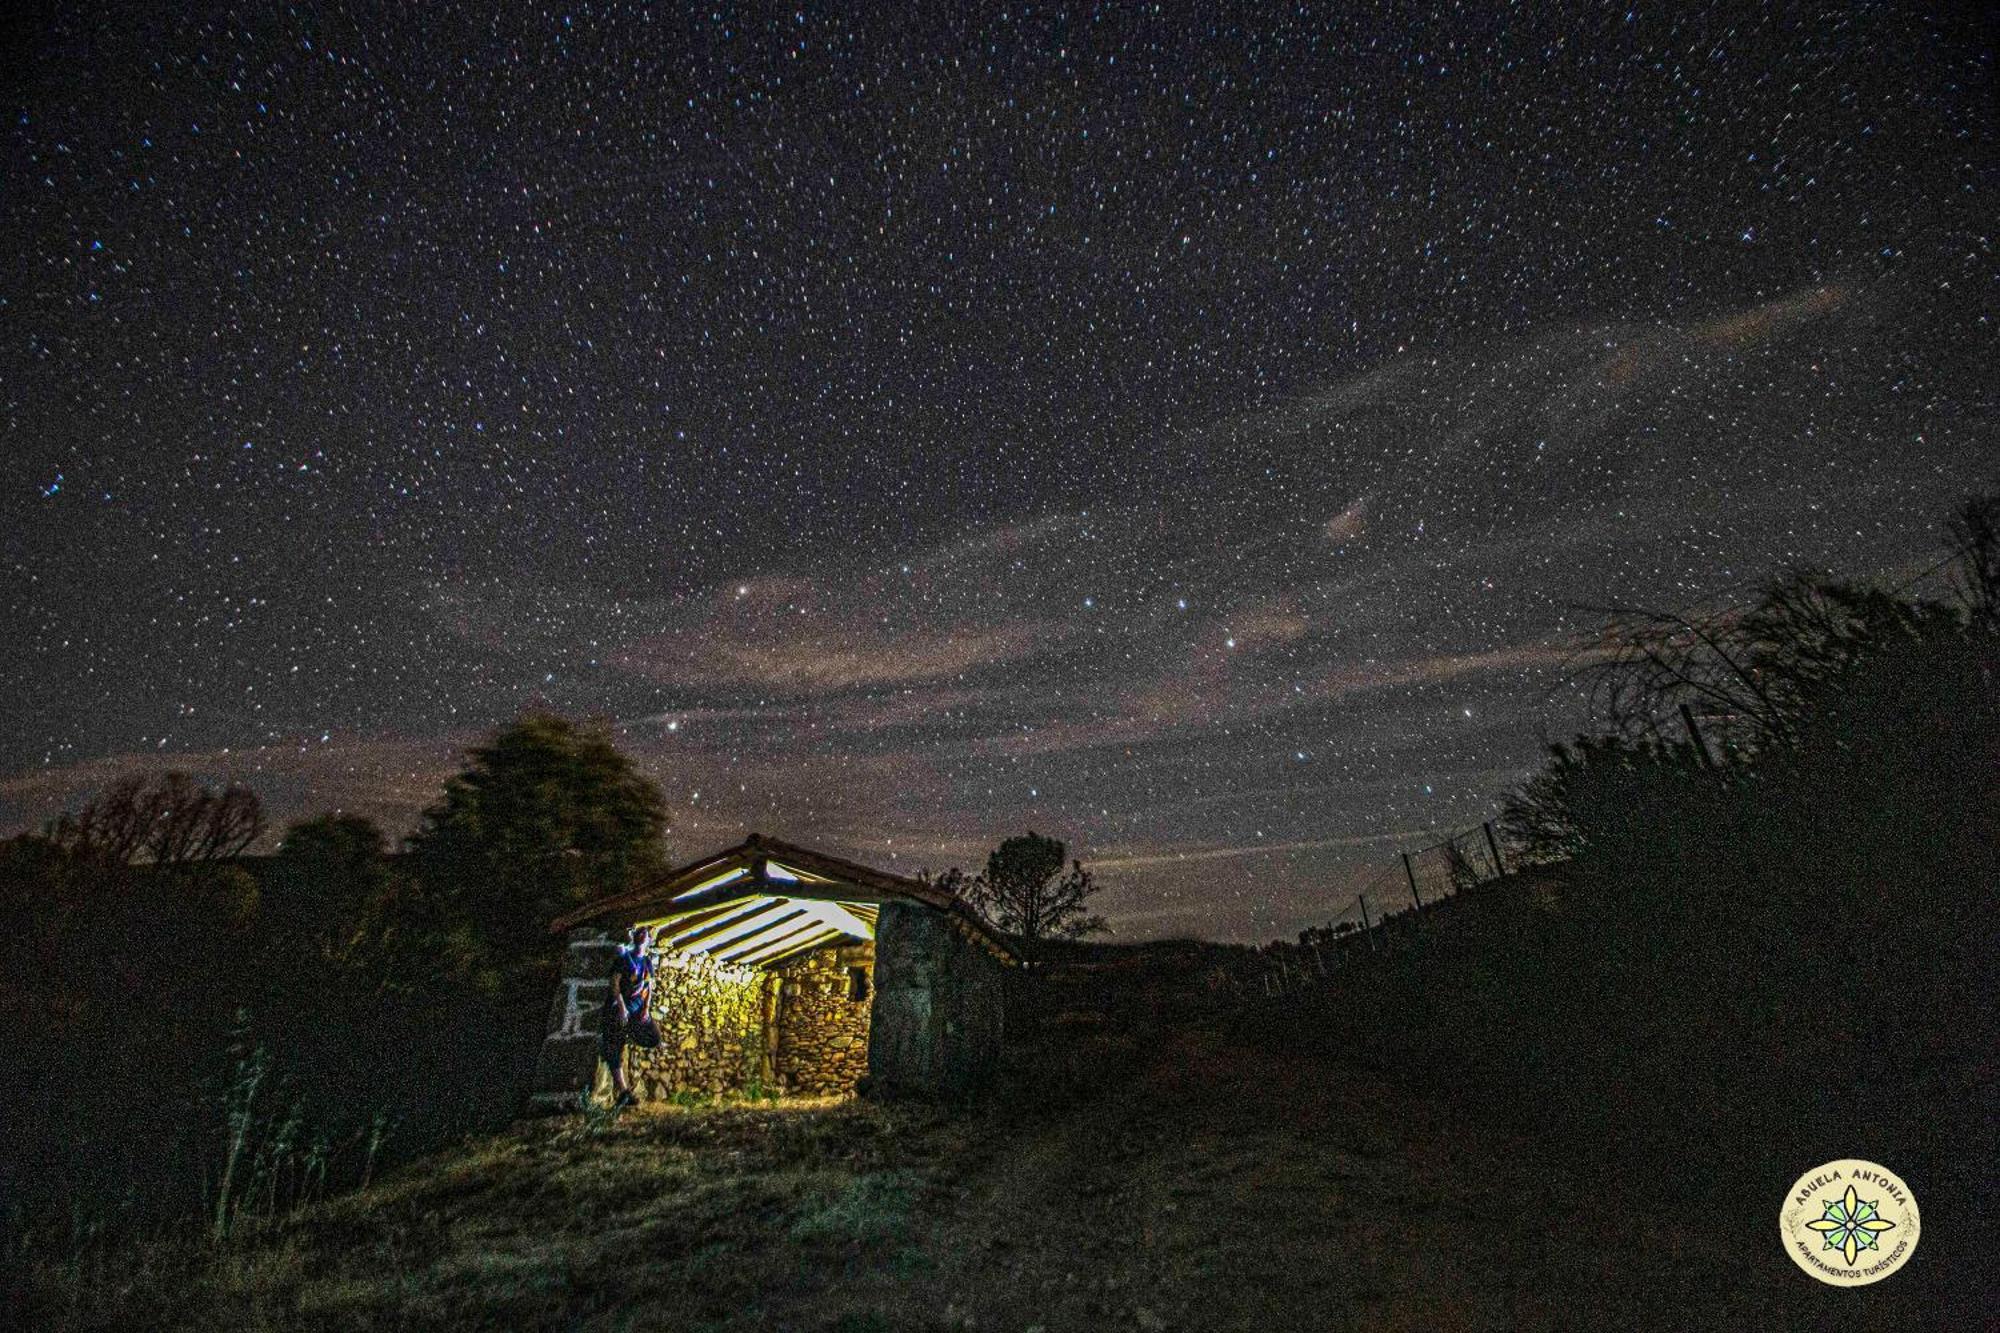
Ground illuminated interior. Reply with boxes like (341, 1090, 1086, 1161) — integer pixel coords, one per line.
(612, 857, 884, 1100)
(537, 834, 1015, 1109)
(637, 860, 881, 967)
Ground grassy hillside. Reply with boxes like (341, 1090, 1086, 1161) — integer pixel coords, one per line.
(22, 935, 1981, 1331)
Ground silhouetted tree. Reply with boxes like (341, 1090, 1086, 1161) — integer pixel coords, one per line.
(965, 831, 1107, 945)
(1508, 495, 1998, 871)
(154, 774, 265, 868)
(1574, 569, 1969, 761)
(277, 811, 389, 870)
(269, 814, 392, 968)
(1441, 836, 1484, 894)
(918, 866, 975, 899)
(1499, 733, 1713, 867)
(44, 771, 264, 874)
(408, 714, 668, 970)
(42, 775, 153, 869)
(1945, 491, 2000, 623)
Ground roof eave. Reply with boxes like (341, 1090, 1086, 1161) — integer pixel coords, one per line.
(547, 832, 960, 933)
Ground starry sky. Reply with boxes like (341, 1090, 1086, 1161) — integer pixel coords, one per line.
(2, 3, 1993, 940)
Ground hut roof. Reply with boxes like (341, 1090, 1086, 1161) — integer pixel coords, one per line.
(549, 833, 1014, 969)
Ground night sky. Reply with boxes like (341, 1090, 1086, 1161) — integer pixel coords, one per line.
(3, 4, 1993, 940)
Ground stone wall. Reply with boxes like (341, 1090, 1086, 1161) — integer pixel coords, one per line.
(867, 903, 1008, 1099)
(530, 927, 621, 1111)
(772, 942, 874, 1096)
(624, 950, 779, 1100)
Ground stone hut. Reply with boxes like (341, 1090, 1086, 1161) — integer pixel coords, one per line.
(531, 834, 1014, 1109)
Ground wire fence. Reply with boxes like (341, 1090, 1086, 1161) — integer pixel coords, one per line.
(1229, 820, 1513, 1000)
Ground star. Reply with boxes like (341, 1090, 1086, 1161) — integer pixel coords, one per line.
(0, 2, 1985, 943)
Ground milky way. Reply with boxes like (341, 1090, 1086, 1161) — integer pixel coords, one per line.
(3, 5, 1993, 939)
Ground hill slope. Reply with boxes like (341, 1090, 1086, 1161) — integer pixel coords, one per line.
(34, 950, 1863, 1332)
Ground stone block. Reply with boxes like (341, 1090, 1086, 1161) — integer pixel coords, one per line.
(867, 903, 1005, 1100)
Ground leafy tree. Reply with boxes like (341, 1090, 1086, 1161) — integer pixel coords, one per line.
(269, 814, 392, 967)
(1499, 733, 1711, 867)
(965, 831, 1108, 944)
(277, 813, 389, 882)
(408, 714, 669, 967)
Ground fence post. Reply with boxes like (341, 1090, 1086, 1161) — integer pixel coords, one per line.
(1402, 851, 1424, 910)
(1359, 894, 1376, 951)
(1483, 820, 1506, 879)
(1679, 702, 1716, 771)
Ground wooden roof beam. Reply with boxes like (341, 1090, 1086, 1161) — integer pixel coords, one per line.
(712, 918, 831, 966)
(668, 898, 794, 952)
(642, 899, 752, 941)
(683, 906, 813, 961)
(737, 926, 847, 969)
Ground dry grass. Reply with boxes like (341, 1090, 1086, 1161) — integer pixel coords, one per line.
(28, 1097, 978, 1332)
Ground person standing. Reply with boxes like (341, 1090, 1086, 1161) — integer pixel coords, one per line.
(602, 924, 655, 1107)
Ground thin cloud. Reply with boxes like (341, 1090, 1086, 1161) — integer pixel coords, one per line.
(1090, 831, 1411, 871)
(614, 618, 1060, 694)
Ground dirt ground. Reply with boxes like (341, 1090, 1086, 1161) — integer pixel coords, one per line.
(801, 1026, 1808, 1333)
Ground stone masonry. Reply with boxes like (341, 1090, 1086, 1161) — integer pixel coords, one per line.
(866, 901, 1007, 1099)
(624, 949, 778, 1100)
(772, 942, 874, 1096)
(529, 927, 622, 1111)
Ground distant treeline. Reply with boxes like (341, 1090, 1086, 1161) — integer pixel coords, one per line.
(0, 713, 670, 1288)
